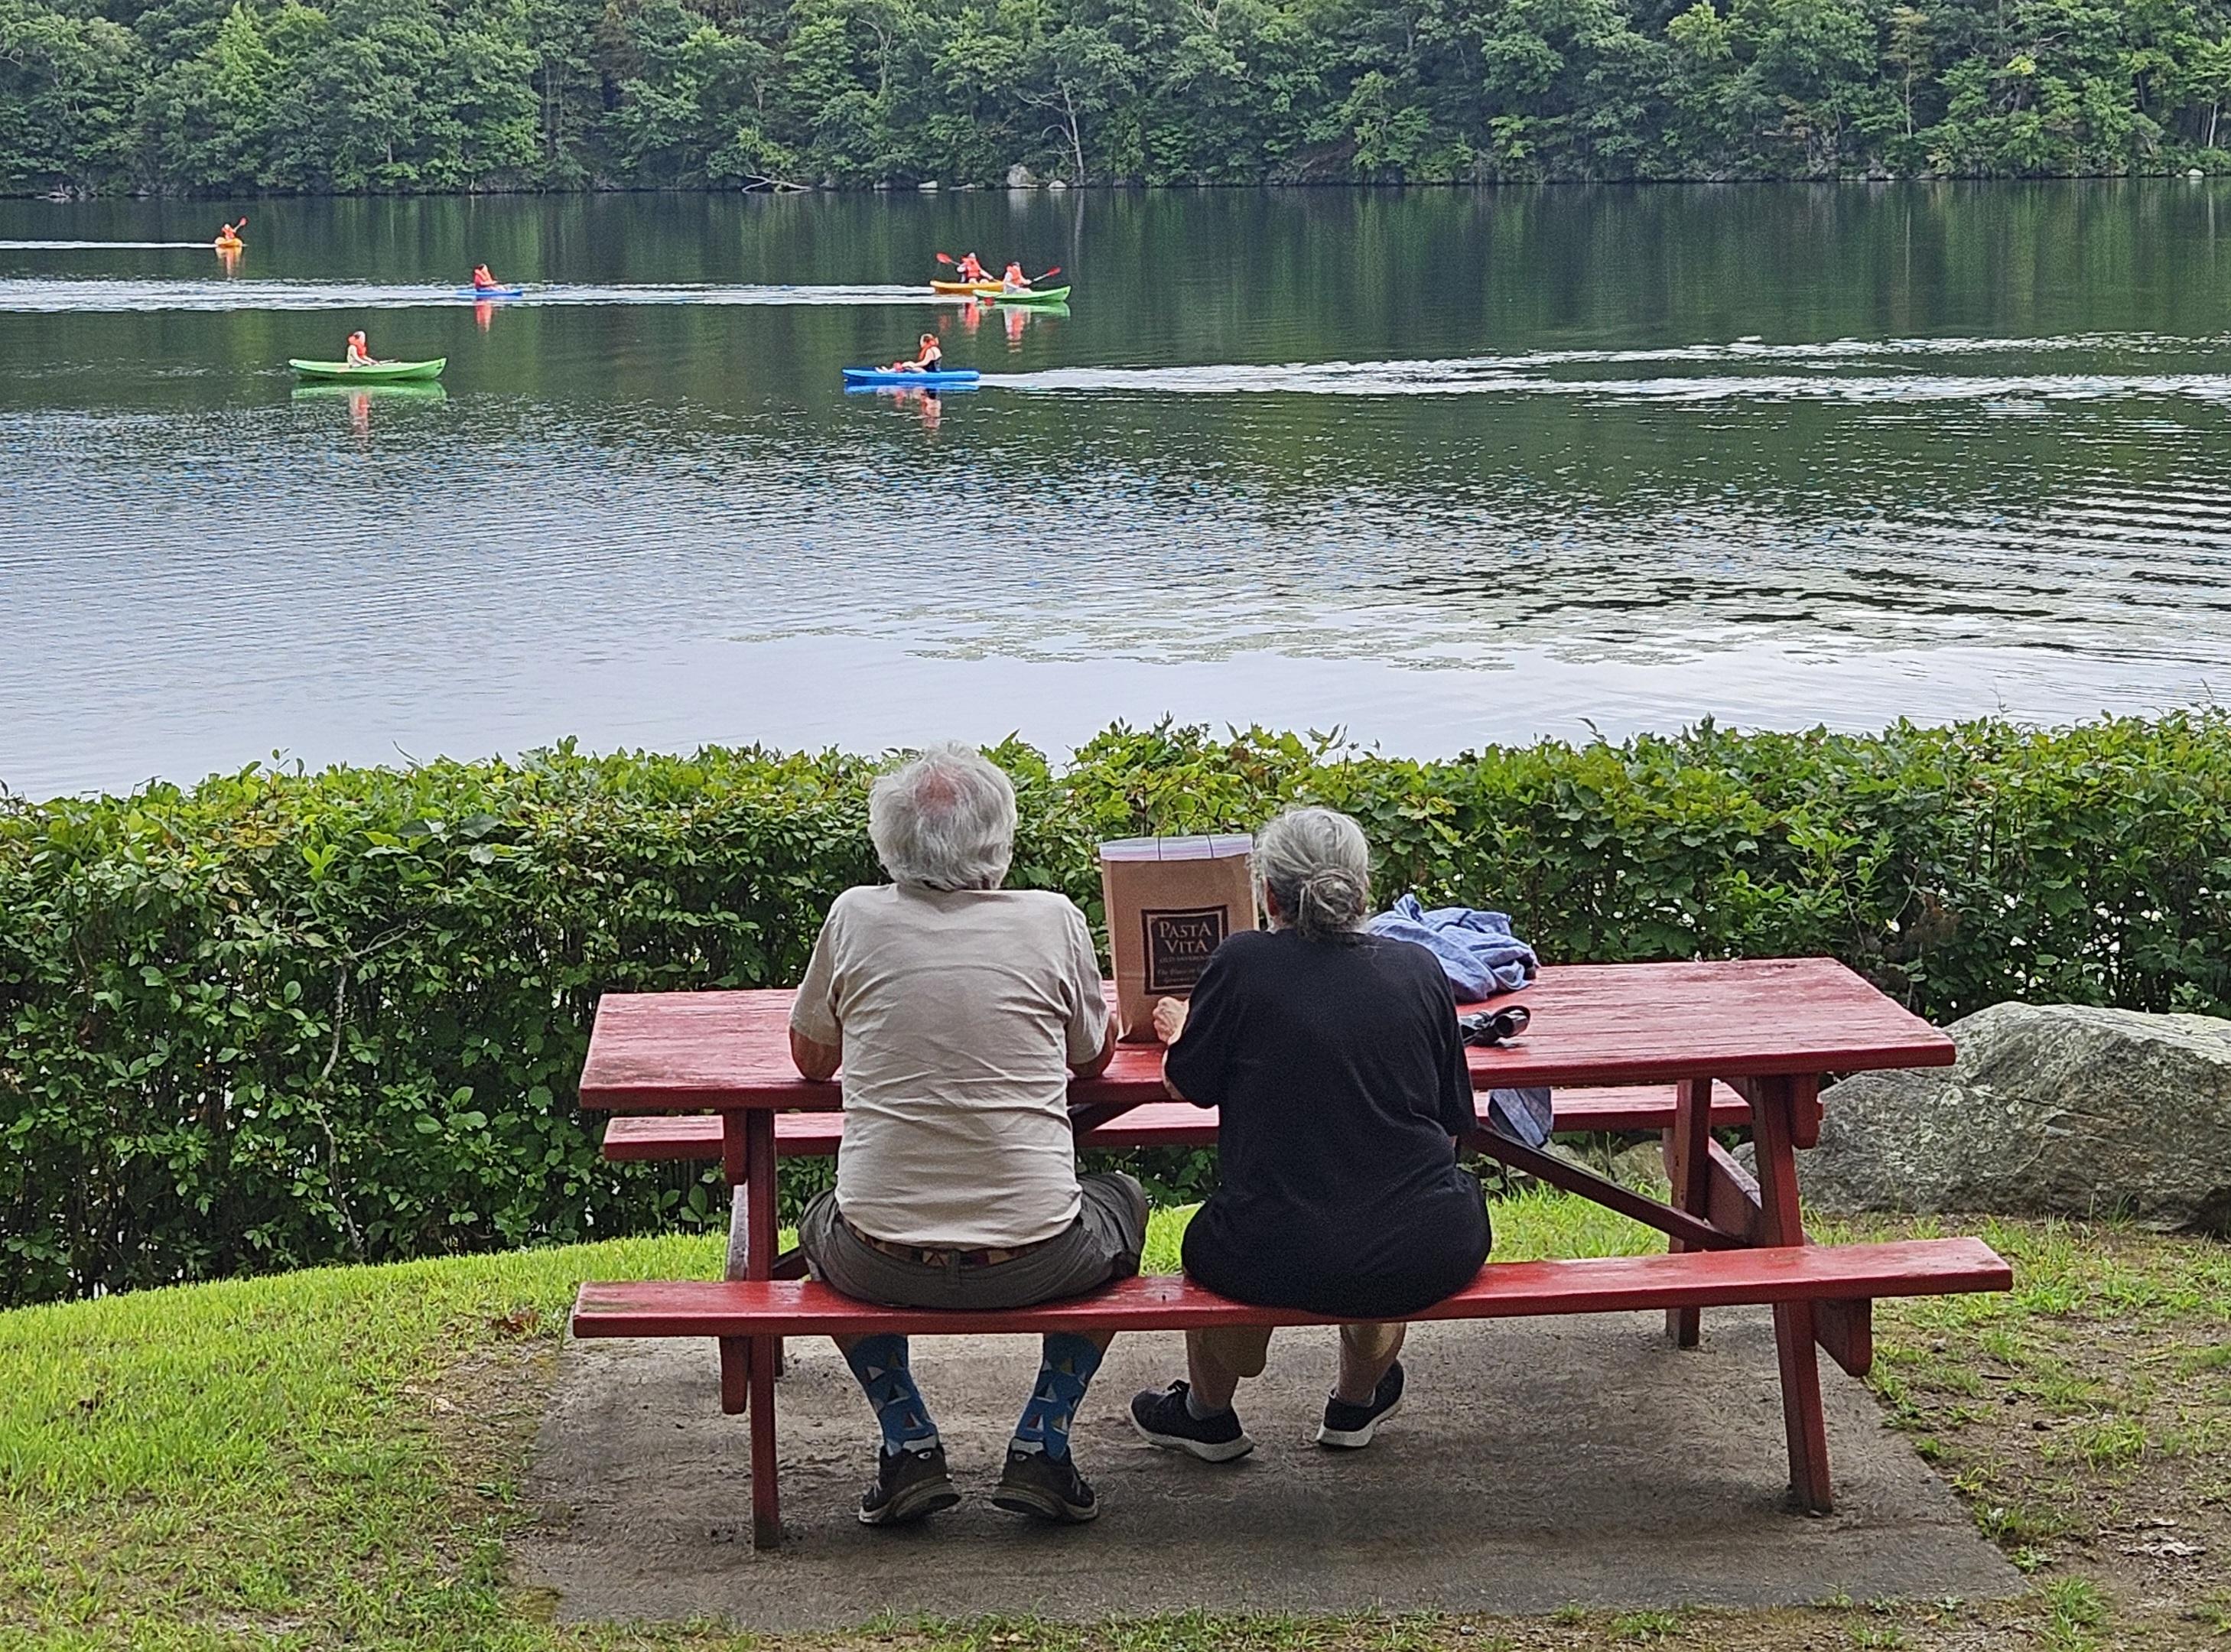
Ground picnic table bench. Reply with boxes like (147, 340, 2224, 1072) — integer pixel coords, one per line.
(571, 957, 2012, 1548)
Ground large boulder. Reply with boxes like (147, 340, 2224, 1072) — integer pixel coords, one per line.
(1806, 1003, 2231, 1232)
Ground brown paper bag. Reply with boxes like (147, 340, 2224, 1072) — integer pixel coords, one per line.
(1099, 834, 1259, 1041)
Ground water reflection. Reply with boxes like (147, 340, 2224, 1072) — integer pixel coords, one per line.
(3, 184, 2231, 796)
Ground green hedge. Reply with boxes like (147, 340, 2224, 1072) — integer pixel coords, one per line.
(5, 714, 2229, 1307)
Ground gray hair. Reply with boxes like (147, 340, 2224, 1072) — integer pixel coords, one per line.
(867, 743, 1018, 891)
(1254, 806, 1372, 941)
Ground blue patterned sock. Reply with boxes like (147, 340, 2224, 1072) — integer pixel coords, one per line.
(842, 1334, 939, 1454)
(1012, 1333, 1105, 1460)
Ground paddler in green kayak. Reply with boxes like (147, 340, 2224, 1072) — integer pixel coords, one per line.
(344, 330, 389, 369)
(1000, 260, 1031, 293)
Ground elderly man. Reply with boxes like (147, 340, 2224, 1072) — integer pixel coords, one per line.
(790, 743, 1144, 1529)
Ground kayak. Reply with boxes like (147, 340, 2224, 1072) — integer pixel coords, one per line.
(988, 285, 1071, 304)
(842, 367, 981, 387)
(289, 357, 448, 382)
(931, 279, 1003, 295)
(460, 285, 525, 300)
(213, 238, 242, 251)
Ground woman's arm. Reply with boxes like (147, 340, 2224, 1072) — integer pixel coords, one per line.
(1153, 997, 1191, 1100)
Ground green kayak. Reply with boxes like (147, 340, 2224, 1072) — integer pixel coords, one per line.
(989, 285, 1071, 305)
(288, 357, 447, 383)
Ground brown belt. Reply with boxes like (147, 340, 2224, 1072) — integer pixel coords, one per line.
(841, 1212, 1054, 1269)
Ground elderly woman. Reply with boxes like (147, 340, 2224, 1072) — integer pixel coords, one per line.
(1130, 806, 1491, 1459)
(789, 743, 1144, 1530)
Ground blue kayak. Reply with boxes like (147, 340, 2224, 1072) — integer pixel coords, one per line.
(842, 367, 981, 387)
(459, 285, 526, 300)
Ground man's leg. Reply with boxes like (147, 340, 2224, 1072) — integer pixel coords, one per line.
(797, 1191, 960, 1526)
(1012, 1328, 1118, 1460)
(984, 1174, 1152, 1523)
(834, 1332, 940, 1453)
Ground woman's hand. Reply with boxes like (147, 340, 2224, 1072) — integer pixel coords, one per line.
(1152, 996, 1189, 1045)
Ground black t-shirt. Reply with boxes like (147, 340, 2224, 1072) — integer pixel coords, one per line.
(1167, 927, 1492, 1319)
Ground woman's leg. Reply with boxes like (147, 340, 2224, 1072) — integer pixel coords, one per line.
(1185, 1325, 1274, 1412)
(1335, 1322, 1406, 1404)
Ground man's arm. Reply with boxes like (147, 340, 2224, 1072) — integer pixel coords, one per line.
(1068, 1010, 1117, 1081)
(790, 1026, 841, 1082)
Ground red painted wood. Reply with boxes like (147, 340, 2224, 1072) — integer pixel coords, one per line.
(718, 1336, 748, 1414)
(1748, 1074, 1834, 1513)
(577, 959, 1953, 1114)
(1705, 1138, 1764, 1244)
(1663, 1076, 1716, 1348)
(597, 1084, 1755, 1165)
(571, 1237, 2009, 1340)
(1815, 1299, 1875, 1380)
(1476, 1133, 1743, 1252)
(749, 1334, 780, 1547)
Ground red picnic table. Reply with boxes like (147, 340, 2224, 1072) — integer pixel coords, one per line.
(577, 956, 1979, 1530)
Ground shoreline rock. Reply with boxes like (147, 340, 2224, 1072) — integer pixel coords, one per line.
(1806, 1002, 2231, 1233)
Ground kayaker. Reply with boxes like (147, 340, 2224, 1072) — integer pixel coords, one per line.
(1000, 261, 1030, 292)
(889, 333, 943, 372)
(214, 219, 245, 247)
(344, 330, 385, 369)
(957, 253, 987, 282)
(471, 264, 501, 291)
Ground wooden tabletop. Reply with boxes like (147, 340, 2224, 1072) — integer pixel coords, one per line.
(577, 956, 1953, 1113)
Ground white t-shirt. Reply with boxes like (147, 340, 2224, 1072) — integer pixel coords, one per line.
(789, 883, 1110, 1247)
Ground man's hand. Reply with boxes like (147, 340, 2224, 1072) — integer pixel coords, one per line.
(789, 1026, 841, 1082)
(1151, 997, 1189, 1045)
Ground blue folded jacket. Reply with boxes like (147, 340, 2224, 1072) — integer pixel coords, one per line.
(1368, 894, 1539, 1000)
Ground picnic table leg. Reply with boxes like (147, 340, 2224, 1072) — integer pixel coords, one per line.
(1748, 1072, 1833, 1514)
(717, 1110, 789, 1413)
(1662, 1076, 1715, 1348)
(750, 1324, 782, 1547)
(718, 1113, 751, 1413)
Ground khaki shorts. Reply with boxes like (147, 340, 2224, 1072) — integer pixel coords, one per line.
(799, 1172, 1149, 1312)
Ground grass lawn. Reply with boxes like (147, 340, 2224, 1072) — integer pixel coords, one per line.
(2, 1193, 2226, 1652)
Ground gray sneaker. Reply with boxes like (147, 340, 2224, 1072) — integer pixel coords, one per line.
(990, 1446, 1100, 1523)
(858, 1442, 961, 1526)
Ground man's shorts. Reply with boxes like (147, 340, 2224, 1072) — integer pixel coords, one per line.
(798, 1172, 1149, 1312)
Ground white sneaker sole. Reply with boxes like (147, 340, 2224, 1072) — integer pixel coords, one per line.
(1316, 1393, 1403, 1449)
(1130, 1411, 1257, 1462)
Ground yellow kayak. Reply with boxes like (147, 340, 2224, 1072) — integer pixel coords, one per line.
(214, 237, 243, 250)
(931, 278, 1003, 295)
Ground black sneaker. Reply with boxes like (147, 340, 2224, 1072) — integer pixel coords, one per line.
(1316, 1360, 1405, 1449)
(990, 1445, 1100, 1523)
(1129, 1380, 1256, 1462)
(857, 1442, 961, 1526)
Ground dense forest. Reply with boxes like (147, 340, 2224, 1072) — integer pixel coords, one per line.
(8, 0, 2231, 193)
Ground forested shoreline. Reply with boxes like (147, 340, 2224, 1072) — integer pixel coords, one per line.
(8, 0, 2231, 194)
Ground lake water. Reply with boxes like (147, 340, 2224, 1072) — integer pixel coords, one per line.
(5, 185, 2230, 798)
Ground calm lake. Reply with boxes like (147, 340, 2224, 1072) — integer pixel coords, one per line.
(5, 184, 2230, 798)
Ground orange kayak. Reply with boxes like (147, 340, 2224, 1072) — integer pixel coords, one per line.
(214, 237, 243, 250)
(931, 278, 1003, 295)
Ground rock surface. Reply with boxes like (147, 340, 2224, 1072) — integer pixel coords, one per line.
(1006, 162, 1039, 187)
(1807, 1002, 2231, 1232)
